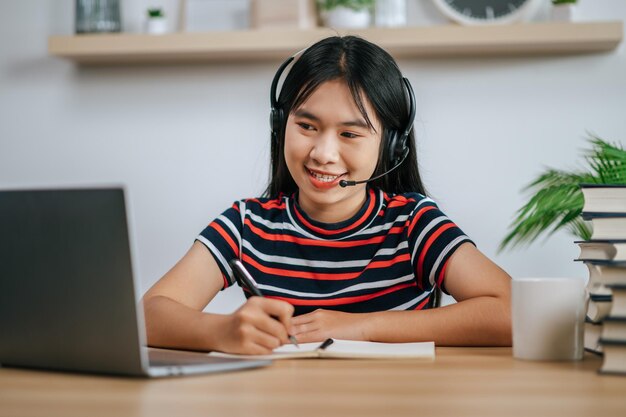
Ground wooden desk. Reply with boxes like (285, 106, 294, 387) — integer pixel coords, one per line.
(1, 348, 624, 417)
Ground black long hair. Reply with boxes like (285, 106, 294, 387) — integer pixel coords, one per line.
(263, 36, 427, 198)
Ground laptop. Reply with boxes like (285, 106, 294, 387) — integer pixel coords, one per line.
(0, 187, 270, 377)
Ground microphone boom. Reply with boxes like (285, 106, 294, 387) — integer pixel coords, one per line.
(339, 148, 409, 188)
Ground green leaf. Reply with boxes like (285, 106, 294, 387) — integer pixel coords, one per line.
(499, 135, 625, 252)
(147, 8, 164, 18)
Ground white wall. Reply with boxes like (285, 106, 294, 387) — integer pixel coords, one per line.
(1, 0, 624, 312)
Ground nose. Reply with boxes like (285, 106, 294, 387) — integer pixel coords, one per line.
(309, 131, 340, 165)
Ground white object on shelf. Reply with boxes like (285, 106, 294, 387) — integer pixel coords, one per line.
(251, 0, 317, 30)
(145, 17, 168, 34)
(375, 0, 407, 27)
(551, 3, 579, 22)
(185, 0, 251, 32)
(321, 6, 371, 29)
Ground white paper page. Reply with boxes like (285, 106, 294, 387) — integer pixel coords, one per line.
(273, 342, 322, 354)
(208, 341, 322, 360)
(323, 339, 435, 359)
(209, 339, 435, 360)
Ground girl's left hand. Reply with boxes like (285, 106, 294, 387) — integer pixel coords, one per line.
(289, 309, 370, 343)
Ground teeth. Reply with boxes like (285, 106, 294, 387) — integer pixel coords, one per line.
(309, 170, 339, 182)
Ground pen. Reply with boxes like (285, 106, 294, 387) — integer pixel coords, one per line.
(228, 259, 299, 348)
(318, 338, 334, 351)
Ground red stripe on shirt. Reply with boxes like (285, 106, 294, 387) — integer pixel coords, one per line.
(246, 198, 286, 210)
(269, 282, 416, 306)
(407, 205, 437, 236)
(415, 296, 430, 310)
(387, 197, 416, 209)
(210, 223, 239, 257)
(244, 219, 404, 248)
(437, 259, 449, 288)
(417, 222, 456, 287)
(242, 253, 410, 281)
(293, 188, 376, 236)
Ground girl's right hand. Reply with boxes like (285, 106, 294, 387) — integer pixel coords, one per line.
(217, 296, 294, 355)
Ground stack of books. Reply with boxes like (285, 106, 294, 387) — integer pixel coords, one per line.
(601, 284, 626, 374)
(577, 184, 626, 375)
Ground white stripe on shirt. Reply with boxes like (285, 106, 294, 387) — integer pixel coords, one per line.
(428, 235, 470, 286)
(196, 235, 233, 281)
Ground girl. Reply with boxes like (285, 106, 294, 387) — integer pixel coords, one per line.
(142, 36, 512, 355)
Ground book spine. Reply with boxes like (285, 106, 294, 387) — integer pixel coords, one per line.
(582, 212, 626, 220)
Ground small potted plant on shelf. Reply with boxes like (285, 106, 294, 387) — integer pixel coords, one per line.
(145, 7, 168, 34)
(551, 0, 579, 22)
(499, 136, 626, 252)
(317, 0, 374, 29)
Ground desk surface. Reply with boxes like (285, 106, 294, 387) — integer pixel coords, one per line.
(1, 347, 625, 417)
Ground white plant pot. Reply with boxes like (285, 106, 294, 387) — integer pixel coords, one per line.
(322, 6, 371, 29)
(145, 17, 168, 34)
(375, 0, 407, 27)
(551, 4, 578, 22)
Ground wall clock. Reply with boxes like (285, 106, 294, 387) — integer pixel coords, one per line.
(432, 0, 543, 25)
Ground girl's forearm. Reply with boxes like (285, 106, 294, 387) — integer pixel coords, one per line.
(142, 295, 227, 352)
(364, 295, 512, 346)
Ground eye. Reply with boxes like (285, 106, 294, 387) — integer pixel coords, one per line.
(340, 132, 360, 139)
(297, 122, 315, 131)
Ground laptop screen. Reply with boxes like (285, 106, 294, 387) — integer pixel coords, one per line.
(0, 188, 146, 375)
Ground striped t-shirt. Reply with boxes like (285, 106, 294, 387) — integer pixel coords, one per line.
(197, 187, 472, 315)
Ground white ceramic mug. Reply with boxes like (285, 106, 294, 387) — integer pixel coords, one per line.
(512, 277, 586, 361)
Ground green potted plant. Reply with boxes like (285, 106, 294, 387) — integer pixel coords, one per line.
(145, 7, 167, 34)
(317, 0, 374, 29)
(499, 136, 626, 251)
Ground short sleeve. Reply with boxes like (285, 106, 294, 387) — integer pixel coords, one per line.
(195, 201, 244, 290)
(407, 199, 474, 295)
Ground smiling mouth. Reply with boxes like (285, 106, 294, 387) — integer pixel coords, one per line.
(307, 168, 345, 183)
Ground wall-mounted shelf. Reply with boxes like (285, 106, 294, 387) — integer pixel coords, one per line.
(48, 21, 623, 64)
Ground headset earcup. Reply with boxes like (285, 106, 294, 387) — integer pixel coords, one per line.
(270, 107, 283, 142)
(386, 130, 399, 166)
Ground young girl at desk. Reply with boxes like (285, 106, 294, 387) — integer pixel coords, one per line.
(142, 36, 512, 355)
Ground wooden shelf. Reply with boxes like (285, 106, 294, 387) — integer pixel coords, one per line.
(48, 21, 623, 64)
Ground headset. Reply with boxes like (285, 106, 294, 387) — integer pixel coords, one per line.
(269, 51, 416, 187)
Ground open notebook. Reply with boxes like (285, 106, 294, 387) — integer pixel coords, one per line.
(209, 339, 435, 360)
